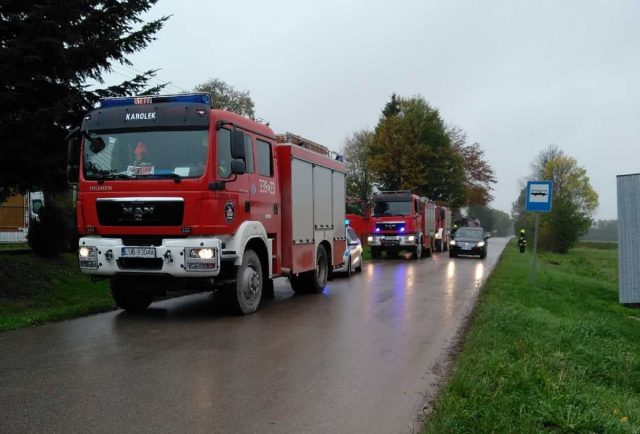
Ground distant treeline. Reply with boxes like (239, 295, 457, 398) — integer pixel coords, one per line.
(580, 219, 617, 242)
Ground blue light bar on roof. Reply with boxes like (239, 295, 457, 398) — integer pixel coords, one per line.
(99, 93, 212, 108)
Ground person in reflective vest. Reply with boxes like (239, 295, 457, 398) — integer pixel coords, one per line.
(518, 229, 527, 253)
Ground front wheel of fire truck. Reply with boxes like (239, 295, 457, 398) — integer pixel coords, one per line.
(111, 276, 154, 312)
(231, 249, 263, 315)
(412, 241, 422, 260)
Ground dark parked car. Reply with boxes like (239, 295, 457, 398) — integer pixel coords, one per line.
(449, 227, 489, 259)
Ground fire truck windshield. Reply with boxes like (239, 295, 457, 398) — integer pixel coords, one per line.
(371, 200, 412, 217)
(83, 129, 208, 180)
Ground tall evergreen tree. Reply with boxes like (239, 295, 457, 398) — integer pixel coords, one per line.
(0, 1, 168, 200)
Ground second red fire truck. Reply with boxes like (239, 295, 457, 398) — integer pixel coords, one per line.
(366, 190, 437, 259)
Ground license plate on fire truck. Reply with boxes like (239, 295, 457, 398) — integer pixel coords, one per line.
(121, 247, 156, 258)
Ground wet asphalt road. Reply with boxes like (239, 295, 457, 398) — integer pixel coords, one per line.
(1, 237, 509, 434)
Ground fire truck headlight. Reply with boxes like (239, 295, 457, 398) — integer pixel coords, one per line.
(197, 248, 214, 259)
(185, 247, 218, 271)
(367, 236, 373, 242)
(407, 235, 415, 243)
(78, 246, 98, 269)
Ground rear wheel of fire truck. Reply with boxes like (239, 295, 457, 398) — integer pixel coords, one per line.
(311, 245, 329, 292)
(425, 239, 433, 257)
(231, 249, 263, 315)
(290, 245, 329, 294)
(370, 246, 381, 259)
(111, 277, 153, 312)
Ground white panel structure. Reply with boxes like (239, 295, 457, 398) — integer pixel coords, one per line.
(291, 158, 314, 243)
(618, 173, 640, 304)
(313, 165, 332, 230)
(332, 171, 346, 240)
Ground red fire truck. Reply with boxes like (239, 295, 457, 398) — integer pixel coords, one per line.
(366, 190, 436, 259)
(67, 93, 346, 315)
(345, 198, 369, 243)
(434, 205, 452, 252)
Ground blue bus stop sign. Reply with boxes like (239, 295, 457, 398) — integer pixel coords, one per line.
(525, 181, 553, 212)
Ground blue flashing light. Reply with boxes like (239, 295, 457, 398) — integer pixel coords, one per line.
(399, 226, 405, 232)
(99, 93, 211, 108)
(375, 227, 381, 232)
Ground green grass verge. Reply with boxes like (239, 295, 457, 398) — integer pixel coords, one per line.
(0, 253, 113, 331)
(425, 240, 640, 433)
(0, 242, 29, 251)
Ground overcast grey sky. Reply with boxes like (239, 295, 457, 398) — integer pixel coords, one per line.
(110, 0, 640, 219)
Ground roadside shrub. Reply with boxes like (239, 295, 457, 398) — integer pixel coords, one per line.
(27, 202, 71, 257)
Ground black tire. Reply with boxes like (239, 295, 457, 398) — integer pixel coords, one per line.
(290, 245, 329, 294)
(370, 246, 381, 259)
(310, 244, 329, 293)
(231, 249, 262, 315)
(424, 239, 433, 258)
(412, 241, 422, 260)
(346, 257, 352, 278)
(289, 273, 307, 294)
(480, 249, 487, 259)
(449, 250, 456, 258)
(111, 277, 153, 312)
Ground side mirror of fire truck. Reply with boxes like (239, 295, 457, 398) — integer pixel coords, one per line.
(66, 128, 81, 185)
(230, 159, 246, 175)
(230, 130, 246, 160)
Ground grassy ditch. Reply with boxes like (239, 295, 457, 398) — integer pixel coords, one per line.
(0, 252, 113, 331)
(425, 241, 640, 433)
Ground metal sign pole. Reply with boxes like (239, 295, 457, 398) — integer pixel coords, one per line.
(525, 180, 552, 287)
(531, 213, 539, 286)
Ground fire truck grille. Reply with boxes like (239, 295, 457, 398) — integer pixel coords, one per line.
(96, 200, 184, 226)
(117, 258, 164, 270)
(376, 222, 405, 231)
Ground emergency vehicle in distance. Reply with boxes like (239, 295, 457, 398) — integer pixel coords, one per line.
(366, 190, 437, 259)
(67, 93, 346, 315)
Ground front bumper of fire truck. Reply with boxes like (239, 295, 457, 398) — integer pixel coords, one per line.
(367, 234, 418, 247)
(77, 236, 226, 277)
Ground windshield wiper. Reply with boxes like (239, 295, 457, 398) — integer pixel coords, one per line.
(93, 172, 137, 183)
(137, 173, 182, 183)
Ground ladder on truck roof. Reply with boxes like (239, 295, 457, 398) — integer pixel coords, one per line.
(276, 132, 330, 157)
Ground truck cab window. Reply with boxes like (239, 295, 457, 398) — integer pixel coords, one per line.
(244, 134, 255, 174)
(217, 128, 232, 178)
(256, 139, 273, 177)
